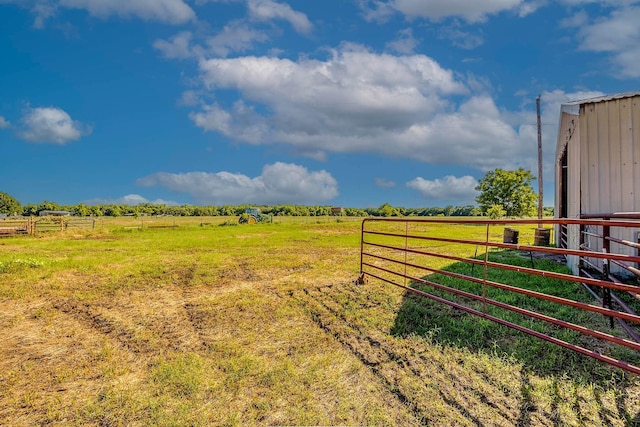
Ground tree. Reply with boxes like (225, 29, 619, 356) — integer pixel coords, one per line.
(22, 203, 38, 216)
(36, 200, 61, 213)
(74, 203, 89, 217)
(378, 203, 400, 217)
(104, 205, 122, 217)
(486, 204, 506, 219)
(0, 192, 21, 216)
(475, 168, 537, 218)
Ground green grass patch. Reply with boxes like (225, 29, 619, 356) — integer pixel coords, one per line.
(392, 248, 640, 382)
(0, 217, 639, 425)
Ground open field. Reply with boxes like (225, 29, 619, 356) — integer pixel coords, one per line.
(1, 217, 639, 426)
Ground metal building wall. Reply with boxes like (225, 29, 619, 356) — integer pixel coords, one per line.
(556, 93, 640, 275)
(579, 95, 640, 215)
(555, 110, 582, 274)
(578, 95, 640, 274)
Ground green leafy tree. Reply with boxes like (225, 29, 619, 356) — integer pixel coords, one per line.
(90, 206, 103, 217)
(475, 168, 537, 218)
(74, 203, 89, 217)
(0, 192, 21, 216)
(378, 203, 401, 217)
(470, 207, 483, 217)
(486, 204, 506, 219)
(104, 205, 122, 217)
(22, 204, 38, 216)
(36, 200, 62, 213)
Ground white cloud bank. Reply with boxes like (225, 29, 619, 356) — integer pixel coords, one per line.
(407, 175, 478, 203)
(573, 5, 640, 78)
(84, 194, 178, 206)
(153, 0, 312, 60)
(375, 178, 396, 188)
(19, 106, 92, 144)
(0, 116, 10, 128)
(248, 0, 313, 34)
(189, 44, 535, 171)
(137, 162, 338, 205)
(1, 0, 195, 27)
(361, 0, 528, 23)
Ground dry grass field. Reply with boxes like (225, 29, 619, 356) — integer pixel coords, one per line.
(1, 217, 639, 426)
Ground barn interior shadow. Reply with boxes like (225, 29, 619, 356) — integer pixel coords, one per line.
(388, 251, 640, 424)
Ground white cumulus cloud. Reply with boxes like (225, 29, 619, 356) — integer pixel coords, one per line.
(153, 31, 194, 59)
(248, 0, 313, 34)
(2, 0, 195, 27)
(361, 0, 525, 23)
(60, 0, 195, 24)
(407, 175, 478, 202)
(189, 45, 540, 171)
(0, 116, 10, 129)
(574, 6, 640, 77)
(386, 28, 419, 54)
(375, 178, 396, 188)
(19, 106, 92, 144)
(205, 20, 270, 57)
(83, 194, 178, 206)
(136, 162, 338, 205)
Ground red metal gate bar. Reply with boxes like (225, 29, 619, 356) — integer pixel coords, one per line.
(580, 270, 640, 343)
(363, 240, 640, 294)
(580, 243, 640, 279)
(360, 217, 640, 375)
(363, 216, 640, 227)
(363, 253, 640, 324)
(364, 262, 640, 352)
(364, 269, 640, 376)
(364, 229, 640, 264)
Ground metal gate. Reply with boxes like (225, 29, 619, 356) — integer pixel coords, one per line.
(359, 217, 640, 375)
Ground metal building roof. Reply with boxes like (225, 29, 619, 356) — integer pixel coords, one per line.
(561, 90, 640, 115)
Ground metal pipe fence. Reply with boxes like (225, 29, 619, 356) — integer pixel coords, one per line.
(359, 217, 640, 375)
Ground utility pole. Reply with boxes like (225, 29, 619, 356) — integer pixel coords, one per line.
(536, 94, 543, 228)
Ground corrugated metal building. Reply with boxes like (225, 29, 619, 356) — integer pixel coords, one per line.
(555, 91, 640, 274)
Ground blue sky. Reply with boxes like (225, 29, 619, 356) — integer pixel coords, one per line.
(0, 0, 638, 208)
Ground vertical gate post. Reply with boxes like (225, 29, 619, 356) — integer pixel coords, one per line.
(360, 219, 365, 275)
(404, 221, 408, 287)
(482, 223, 490, 314)
(601, 249, 614, 328)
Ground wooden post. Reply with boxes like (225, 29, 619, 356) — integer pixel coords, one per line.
(537, 94, 543, 228)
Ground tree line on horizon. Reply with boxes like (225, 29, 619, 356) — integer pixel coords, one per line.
(1, 168, 550, 218)
(0, 198, 553, 219)
(0, 197, 490, 218)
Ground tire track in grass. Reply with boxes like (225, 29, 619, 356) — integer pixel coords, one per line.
(289, 285, 429, 424)
(290, 283, 519, 426)
(53, 287, 207, 357)
(54, 299, 153, 356)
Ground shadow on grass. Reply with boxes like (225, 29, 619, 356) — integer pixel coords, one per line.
(390, 249, 640, 388)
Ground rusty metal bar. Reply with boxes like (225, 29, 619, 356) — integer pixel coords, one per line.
(363, 241, 640, 293)
(580, 269, 640, 343)
(606, 235, 640, 251)
(579, 244, 640, 280)
(581, 212, 640, 219)
(360, 216, 640, 375)
(364, 262, 640, 352)
(363, 216, 640, 228)
(364, 229, 640, 264)
(364, 269, 640, 376)
(363, 253, 640, 324)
